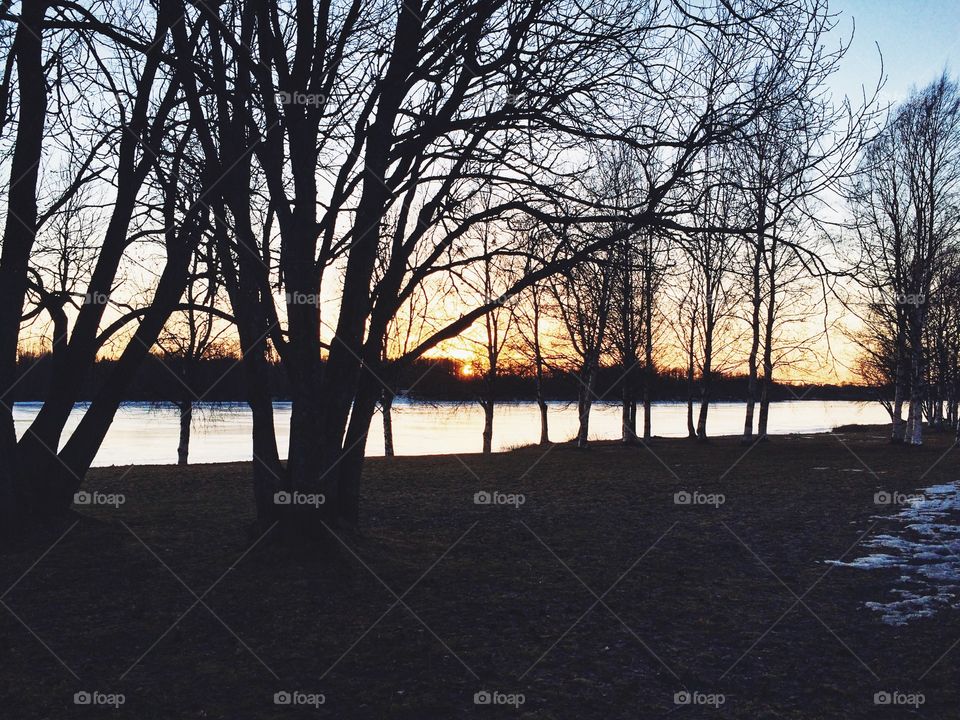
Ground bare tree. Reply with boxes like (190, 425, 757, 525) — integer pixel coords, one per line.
(512, 229, 553, 445)
(734, 5, 876, 443)
(850, 74, 960, 446)
(154, 238, 231, 465)
(164, 0, 809, 538)
(551, 246, 613, 448)
(378, 283, 435, 458)
(680, 147, 741, 440)
(0, 0, 847, 542)
(0, 2, 233, 534)
(461, 218, 517, 454)
(603, 147, 645, 442)
(0, 0, 47, 538)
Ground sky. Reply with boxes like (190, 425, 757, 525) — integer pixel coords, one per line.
(21, 1, 960, 386)
(411, 2, 960, 385)
(831, 0, 959, 104)
(807, 1, 958, 382)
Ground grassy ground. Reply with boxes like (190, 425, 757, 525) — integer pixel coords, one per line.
(2, 428, 960, 718)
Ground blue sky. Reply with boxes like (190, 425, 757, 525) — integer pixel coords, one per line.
(831, 0, 959, 103)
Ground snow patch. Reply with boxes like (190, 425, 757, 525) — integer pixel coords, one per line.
(831, 481, 960, 624)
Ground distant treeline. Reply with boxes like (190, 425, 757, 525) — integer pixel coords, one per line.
(12, 352, 877, 404)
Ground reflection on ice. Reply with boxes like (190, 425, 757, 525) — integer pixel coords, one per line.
(829, 482, 960, 625)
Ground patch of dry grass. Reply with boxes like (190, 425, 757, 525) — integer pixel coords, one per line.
(2, 431, 959, 718)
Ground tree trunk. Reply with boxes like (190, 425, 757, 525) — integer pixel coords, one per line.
(285, 5, 423, 540)
(955, 399, 960, 445)
(621, 366, 636, 443)
(482, 400, 494, 454)
(177, 401, 192, 465)
(56, 230, 199, 495)
(533, 307, 549, 445)
(757, 370, 771, 438)
(382, 391, 395, 457)
(908, 335, 925, 446)
(16, 21, 171, 480)
(696, 310, 714, 440)
(905, 395, 917, 444)
(215, 208, 284, 525)
(643, 267, 654, 441)
(757, 287, 775, 439)
(686, 312, 696, 439)
(337, 370, 381, 528)
(696, 360, 712, 440)
(742, 202, 765, 444)
(577, 363, 596, 448)
(538, 397, 549, 445)
(891, 331, 907, 443)
(0, 0, 48, 538)
(757, 238, 777, 438)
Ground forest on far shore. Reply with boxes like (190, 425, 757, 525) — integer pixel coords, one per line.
(11, 351, 879, 405)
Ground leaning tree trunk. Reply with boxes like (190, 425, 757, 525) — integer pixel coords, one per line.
(56, 212, 204, 503)
(16, 20, 171, 486)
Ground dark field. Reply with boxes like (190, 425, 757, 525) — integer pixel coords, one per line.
(3, 429, 960, 718)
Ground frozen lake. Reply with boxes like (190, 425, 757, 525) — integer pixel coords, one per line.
(12, 398, 890, 467)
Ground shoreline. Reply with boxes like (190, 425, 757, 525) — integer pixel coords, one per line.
(81, 421, 905, 471)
